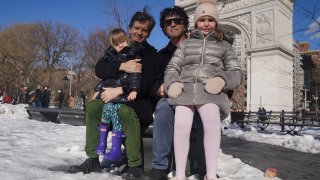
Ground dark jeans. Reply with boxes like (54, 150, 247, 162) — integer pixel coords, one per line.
(152, 98, 174, 171)
(33, 102, 42, 108)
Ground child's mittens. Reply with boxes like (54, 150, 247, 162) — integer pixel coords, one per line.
(167, 82, 184, 98)
(204, 77, 226, 94)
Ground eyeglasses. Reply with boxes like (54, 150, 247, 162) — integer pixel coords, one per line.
(164, 18, 184, 26)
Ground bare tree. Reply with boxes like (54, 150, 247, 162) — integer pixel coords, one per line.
(35, 21, 79, 85)
(81, 29, 110, 71)
(0, 23, 40, 91)
(104, 0, 133, 31)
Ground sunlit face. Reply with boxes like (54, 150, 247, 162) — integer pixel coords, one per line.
(163, 15, 186, 40)
(129, 21, 150, 43)
(196, 15, 217, 36)
(113, 41, 129, 53)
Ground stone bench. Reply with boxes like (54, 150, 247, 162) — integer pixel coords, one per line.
(25, 106, 153, 137)
(25, 107, 85, 126)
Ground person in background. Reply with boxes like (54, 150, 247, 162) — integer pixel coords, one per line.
(19, 86, 30, 104)
(42, 86, 51, 107)
(57, 89, 64, 108)
(5, 95, 11, 104)
(67, 94, 75, 108)
(33, 86, 43, 108)
(79, 91, 86, 108)
(0, 87, 3, 103)
(164, 0, 242, 179)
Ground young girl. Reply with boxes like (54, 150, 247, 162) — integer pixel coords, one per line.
(164, 0, 242, 179)
(94, 28, 143, 162)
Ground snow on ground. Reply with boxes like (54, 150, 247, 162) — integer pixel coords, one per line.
(2, 103, 310, 180)
(221, 116, 320, 154)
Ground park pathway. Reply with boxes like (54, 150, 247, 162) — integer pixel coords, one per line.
(220, 136, 320, 180)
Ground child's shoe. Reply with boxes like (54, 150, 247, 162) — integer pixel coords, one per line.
(103, 131, 124, 161)
(95, 123, 110, 155)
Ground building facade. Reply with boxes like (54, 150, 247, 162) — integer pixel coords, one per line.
(298, 42, 320, 111)
(176, 0, 297, 111)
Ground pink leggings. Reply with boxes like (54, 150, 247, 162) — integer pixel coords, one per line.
(174, 103, 221, 180)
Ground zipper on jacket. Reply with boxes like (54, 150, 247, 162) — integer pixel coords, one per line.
(195, 38, 206, 83)
(193, 37, 206, 104)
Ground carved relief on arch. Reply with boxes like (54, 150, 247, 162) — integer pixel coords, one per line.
(219, 0, 267, 13)
(228, 13, 252, 35)
(255, 10, 274, 45)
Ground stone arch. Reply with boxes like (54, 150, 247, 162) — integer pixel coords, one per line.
(219, 21, 250, 111)
(220, 19, 251, 69)
(220, 19, 251, 47)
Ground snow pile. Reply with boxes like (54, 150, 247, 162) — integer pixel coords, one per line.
(0, 104, 274, 180)
(0, 103, 29, 116)
(222, 119, 320, 154)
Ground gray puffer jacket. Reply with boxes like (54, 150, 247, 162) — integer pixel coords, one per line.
(164, 29, 243, 119)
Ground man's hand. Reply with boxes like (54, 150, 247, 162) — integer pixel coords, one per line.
(101, 87, 123, 103)
(156, 84, 166, 97)
(119, 59, 142, 73)
(92, 91, 99, 100)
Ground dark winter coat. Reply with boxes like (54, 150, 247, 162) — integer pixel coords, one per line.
(57, 91, 64, 108)
(164, 29, 243, 119)
(42, 90, 51, 107)
(79, 91, 86, 106)
(150, 41, 177, 101)
(19, 90, 30, 104)
(34, 89, 43, 103)
(95, 41, 157, 130)
(95, 42, 144, 102)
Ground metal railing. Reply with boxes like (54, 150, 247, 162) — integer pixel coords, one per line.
(231, 110, 320, 134)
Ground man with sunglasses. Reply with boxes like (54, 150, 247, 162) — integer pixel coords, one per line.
(144, 6, 207, 180)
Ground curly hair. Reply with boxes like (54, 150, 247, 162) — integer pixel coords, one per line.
(159, 6, 189, 38)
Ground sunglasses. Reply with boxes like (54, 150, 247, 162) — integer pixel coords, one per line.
(164, 18, 184, 26)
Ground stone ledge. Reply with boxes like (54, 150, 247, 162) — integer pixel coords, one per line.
(25, 107, 85, 126)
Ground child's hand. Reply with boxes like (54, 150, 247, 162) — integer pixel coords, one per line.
(167, 82, 183, 98)
(92, 91, 99, 100)
(128, 91, 137, 101)
(204, 77, 226, 94)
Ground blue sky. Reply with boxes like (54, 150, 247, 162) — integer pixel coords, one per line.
(0, 0, 173, 50)
(1, 0, 319, 50)
(293, 0, 320, 50)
